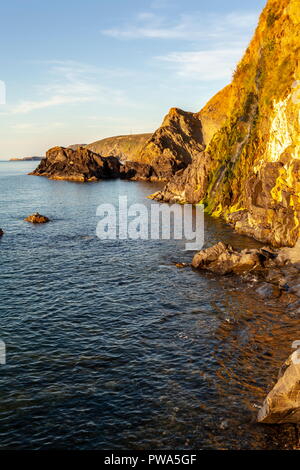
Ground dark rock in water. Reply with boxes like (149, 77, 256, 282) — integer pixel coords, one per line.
(24, 213, 50, 224)
(191, 242, 300, 305)
(191, 242, 276, 275)
(0, 229, 4, 236)
(258, 350, 300, 424)
(30, 146, 121, 182)
(30, 146, 161, 182)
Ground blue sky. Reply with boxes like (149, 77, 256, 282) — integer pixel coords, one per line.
(0, 0, 266, 159)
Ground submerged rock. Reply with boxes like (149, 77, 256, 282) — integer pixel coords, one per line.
(258, 349, 300, 424)
(24, 213, 50, 224)
(0, 229, 4, 236)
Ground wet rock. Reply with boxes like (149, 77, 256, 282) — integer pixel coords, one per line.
(24, 213, 50, 224)
(191, 242, 274, 275)
(258, 349, 300, 424)
(175, 262, 189, 269)
(0, 229, 4, 236)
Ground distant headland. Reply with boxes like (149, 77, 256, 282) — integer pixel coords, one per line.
(9, 156, 44, 161)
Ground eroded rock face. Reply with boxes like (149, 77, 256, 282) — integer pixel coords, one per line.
(31, 146, 121, 182)
(153, 0, 300, 247)
(191, 242, 277, 275)
(24, 213, 50, 224)
(258, 351, 300, 424)
(31, 145, 168, 182)
(137, 87, 232, 182)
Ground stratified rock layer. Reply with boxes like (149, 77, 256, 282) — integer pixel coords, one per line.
(154, 0, 300, 247)
(258, 351, 300, 424)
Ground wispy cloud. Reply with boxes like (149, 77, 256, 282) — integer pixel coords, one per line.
(5, 60, 132, 115)
(157, 48, 245, 81)
(102, 9, 259, 82)
(102, 11, 259, 42)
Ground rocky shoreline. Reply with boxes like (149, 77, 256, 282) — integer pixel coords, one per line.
(190, 240, 300, 423)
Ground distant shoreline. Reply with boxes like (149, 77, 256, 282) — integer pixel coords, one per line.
(9, 156, 44, 162)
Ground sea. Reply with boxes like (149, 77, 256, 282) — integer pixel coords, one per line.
(0, 160, 298, 450)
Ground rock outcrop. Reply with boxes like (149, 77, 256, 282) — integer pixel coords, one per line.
(258, 350, 300, 424)
(31, 146, 121, 182)
(136, 86, 232, 180)
(153, 0, 300, 248)
(192, 241, 300, 307)
(24, 213, 50, 224)
(31, 145, 163, 182)
(191, 242, 278, 275)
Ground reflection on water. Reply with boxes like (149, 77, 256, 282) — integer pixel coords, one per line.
(0, 161, 299, 450)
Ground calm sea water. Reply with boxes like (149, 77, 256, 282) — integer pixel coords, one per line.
(0, 161, 299, 450)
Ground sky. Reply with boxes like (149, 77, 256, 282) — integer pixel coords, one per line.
(0, 0, 267, 159)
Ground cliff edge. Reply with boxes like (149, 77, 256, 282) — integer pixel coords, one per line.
(153, 0, 300, 247)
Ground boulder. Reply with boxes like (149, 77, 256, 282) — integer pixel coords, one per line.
(24, 213, 50, 224)
(258, 349, 300, 424)
(191, 242, 275, 275)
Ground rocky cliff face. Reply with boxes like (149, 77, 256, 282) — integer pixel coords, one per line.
(154, 0, 300, 247)
(135, 85, 232, 180)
